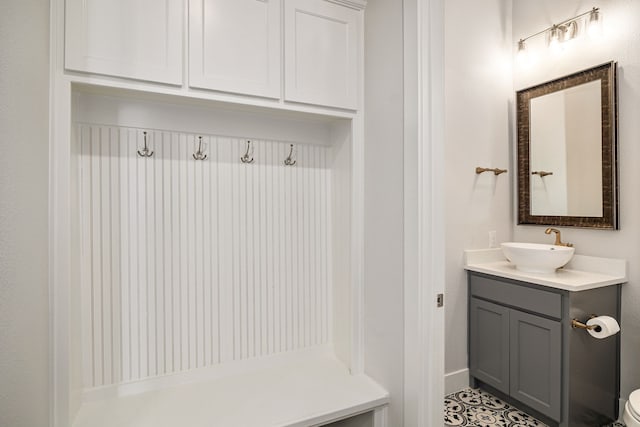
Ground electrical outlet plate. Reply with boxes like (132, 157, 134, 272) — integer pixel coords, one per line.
(489, 230, 497, 248)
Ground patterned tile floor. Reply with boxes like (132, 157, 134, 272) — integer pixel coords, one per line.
(444, 388, 626, 427)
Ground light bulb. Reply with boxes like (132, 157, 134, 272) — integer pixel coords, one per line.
(559, 23, 577, 51)
(587, 8, 602, 39)
(516, 39, 528, 62)
(562, 22, 577, 42)
(549, 26, 562, 53)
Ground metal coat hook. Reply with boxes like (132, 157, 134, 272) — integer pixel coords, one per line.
(240, 140, 254, 164)
(193, 136, 208, 161)
(137, 131, 154, 157)
(284, 144, 296, 166)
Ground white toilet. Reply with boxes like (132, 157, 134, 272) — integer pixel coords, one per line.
(624, 389, 640, 427)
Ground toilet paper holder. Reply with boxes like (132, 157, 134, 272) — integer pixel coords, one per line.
(571, 315, 601, 331)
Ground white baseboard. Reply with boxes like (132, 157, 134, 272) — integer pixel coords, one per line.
(619, 397, 627, 422)
(445, 368, 469, 395)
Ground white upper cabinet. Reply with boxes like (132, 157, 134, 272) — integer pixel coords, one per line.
(189, 0, 281, 98)
(64, 0, 364, 109)
(65, 0, 184, 85)
(284, 0, 360, 110)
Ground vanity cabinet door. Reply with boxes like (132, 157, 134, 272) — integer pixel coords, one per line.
(65, 0, 184, 85)
(188, 0, 281, 98)
(469, 298, 510, 394)
(509, 310, 562, 421)
(284, 0, 360, 109)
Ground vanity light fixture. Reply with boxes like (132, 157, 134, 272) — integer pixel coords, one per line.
(516, 7, 600, 58)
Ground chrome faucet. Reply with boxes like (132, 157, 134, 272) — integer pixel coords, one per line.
(545, 227, 573, 247)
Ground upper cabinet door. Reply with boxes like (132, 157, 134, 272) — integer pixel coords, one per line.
(189, 0, 281, 98)
(284, 0, 360, 110)
(65, 0, 184, 85)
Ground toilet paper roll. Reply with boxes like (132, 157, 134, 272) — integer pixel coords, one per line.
(586, 315, 620, 339)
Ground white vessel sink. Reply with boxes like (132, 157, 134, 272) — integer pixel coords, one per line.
(501, 242, 575, 274)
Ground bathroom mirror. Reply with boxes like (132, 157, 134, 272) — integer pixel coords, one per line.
(516, 62, 618, 229)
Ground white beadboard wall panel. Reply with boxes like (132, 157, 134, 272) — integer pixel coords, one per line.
(77, 125, 332, 388)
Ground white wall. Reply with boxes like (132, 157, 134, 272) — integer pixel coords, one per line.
(443, 0, 513, 390)
(0, 1, 50, 426)
(363, 0, 405, 424)
(512, 0, 640, 400)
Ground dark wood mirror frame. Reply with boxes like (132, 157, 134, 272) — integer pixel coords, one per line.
(516, 61, 618, 229)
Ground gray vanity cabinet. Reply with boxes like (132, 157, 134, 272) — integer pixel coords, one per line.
(468, 271, 621, 427)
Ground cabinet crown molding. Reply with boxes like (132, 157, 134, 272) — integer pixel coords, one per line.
(325, 0, 366, 10)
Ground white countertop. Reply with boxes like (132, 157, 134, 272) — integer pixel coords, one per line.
(464, 248, 627, 291)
